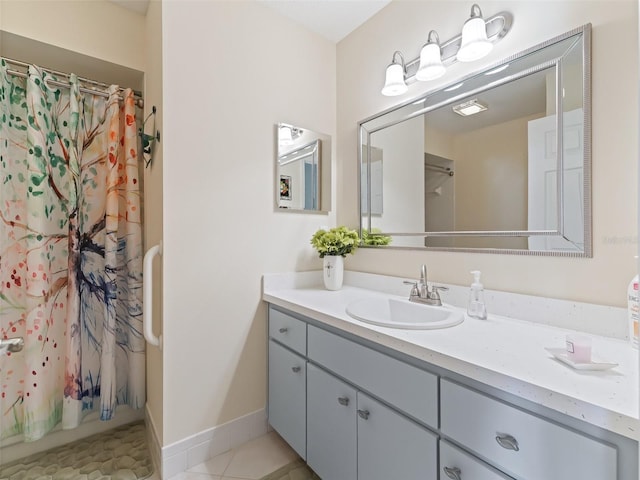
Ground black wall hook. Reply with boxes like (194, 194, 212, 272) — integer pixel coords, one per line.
(139, 105, 160, 168)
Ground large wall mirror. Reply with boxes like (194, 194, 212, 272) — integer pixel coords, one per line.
(359, 25, 591, 256)
(276, 123, 331, 212)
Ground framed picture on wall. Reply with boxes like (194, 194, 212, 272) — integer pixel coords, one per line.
(280, 175, 292, 200)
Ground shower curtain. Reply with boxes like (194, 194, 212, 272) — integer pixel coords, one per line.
(0, 59, 145, 442)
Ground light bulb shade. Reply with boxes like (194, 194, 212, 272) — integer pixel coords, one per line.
(416, 43, 446, 81)
(279, 126, 293, 145)
(381, 63, 408, 96)
(457, 16, 493, 62)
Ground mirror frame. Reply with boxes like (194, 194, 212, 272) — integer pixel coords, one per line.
(358, 24, 592, 257)
(276, 122, 331, 213)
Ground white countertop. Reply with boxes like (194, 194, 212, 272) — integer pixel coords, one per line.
(263, 271, 639, 441)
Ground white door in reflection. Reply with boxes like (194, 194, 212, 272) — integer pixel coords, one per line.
(528, 109, 584, 251)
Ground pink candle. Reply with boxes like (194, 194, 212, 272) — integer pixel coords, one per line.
(566, 334, 592, 363)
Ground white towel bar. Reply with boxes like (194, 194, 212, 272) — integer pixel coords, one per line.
(143, 242, 163, 349)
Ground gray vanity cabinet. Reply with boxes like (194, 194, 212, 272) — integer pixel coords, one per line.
(267, 339, 306, 459)
(267, 305, 636, 480)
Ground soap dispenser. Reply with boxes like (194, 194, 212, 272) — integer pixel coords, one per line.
(467, 270, 487, 320)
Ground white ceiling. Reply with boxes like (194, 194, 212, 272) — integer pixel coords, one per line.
(110, 0, 391, 43)
(259, 0, 391, 43)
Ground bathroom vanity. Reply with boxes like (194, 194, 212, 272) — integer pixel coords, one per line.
(263, 271, 638, 480)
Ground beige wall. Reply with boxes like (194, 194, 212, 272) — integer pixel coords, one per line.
(161, 1, 336, 445)
(0, 0, 145, 71)
(143, 0, 164, 446)
(450, 113, 541, 249)
(338, 0, 638, 307)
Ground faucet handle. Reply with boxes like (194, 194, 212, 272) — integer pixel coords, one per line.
(430, 285, 448, 304)
(403, 280, 420, 298)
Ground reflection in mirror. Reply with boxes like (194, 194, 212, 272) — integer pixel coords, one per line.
(277, 123, 331, 212)
(359, 25, 591, 256)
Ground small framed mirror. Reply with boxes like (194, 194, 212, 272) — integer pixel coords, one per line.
(276, 123, 331, 212)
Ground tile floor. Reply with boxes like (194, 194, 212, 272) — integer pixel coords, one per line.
(165, 431, 300, 480)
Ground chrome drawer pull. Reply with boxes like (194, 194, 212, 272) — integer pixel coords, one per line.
(291, 366, 301, 373)
(357, 409, 370, 420)
(443, 466, 462, 480)
(495, 433, 520, 451)
(278, 327, 289, 333)
(337, 396, 350, 406)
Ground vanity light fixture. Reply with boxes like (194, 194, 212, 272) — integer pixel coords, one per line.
(279, 125, 303, 146)
(416, 31, 446, 81)
(279, 126, 293, 145)
(382, 51, 408, 97)
(380, 4, 512, 96)
(453, 99, 488, 116)
(457, 4, 493, 62)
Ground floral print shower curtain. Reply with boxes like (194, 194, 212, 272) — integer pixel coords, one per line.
(0, 59, 145, 442)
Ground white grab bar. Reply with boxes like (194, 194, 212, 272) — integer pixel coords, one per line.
(143, 242, 163, 349)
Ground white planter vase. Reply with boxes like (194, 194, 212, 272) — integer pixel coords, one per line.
(323, 255, 344, 291)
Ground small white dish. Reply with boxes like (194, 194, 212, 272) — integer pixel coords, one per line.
(544, 347, 618, 371)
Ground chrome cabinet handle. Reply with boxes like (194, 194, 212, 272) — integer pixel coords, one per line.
(278, 327, 288, 333)
(357, 409, 370, 420)
(495, 433, 519, 451)
(337, 396, 350, 406)
(291, 366, 301, 373)
(443, 466, 462, 480)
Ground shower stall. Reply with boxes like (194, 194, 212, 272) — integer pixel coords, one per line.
(0, 55, 151, 472)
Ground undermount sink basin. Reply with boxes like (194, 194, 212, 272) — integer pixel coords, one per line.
(346, 297, 464, 330)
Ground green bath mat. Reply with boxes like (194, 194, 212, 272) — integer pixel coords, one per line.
(0, 421, 153, 480)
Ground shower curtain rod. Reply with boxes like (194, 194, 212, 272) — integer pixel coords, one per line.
(3, 57, 144, 109)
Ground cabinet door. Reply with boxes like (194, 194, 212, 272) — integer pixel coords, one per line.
(307, 364, 357, 480)
(357, 392, 437, 480)
(268, 340, 306, 459)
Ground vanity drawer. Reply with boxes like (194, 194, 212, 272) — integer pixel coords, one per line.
(307, 325, 438, 428)
(269, 307, 307, 355)
(440, 440, 513, 480)
(440, 379, 617, 480)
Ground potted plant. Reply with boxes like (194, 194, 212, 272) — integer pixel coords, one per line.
(310, 226, 359, 290)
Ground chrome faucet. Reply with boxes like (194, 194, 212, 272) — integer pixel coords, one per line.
(404, 264, 448, 306)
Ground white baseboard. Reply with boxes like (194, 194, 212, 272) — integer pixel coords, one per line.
(161, 408, 268, 479)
